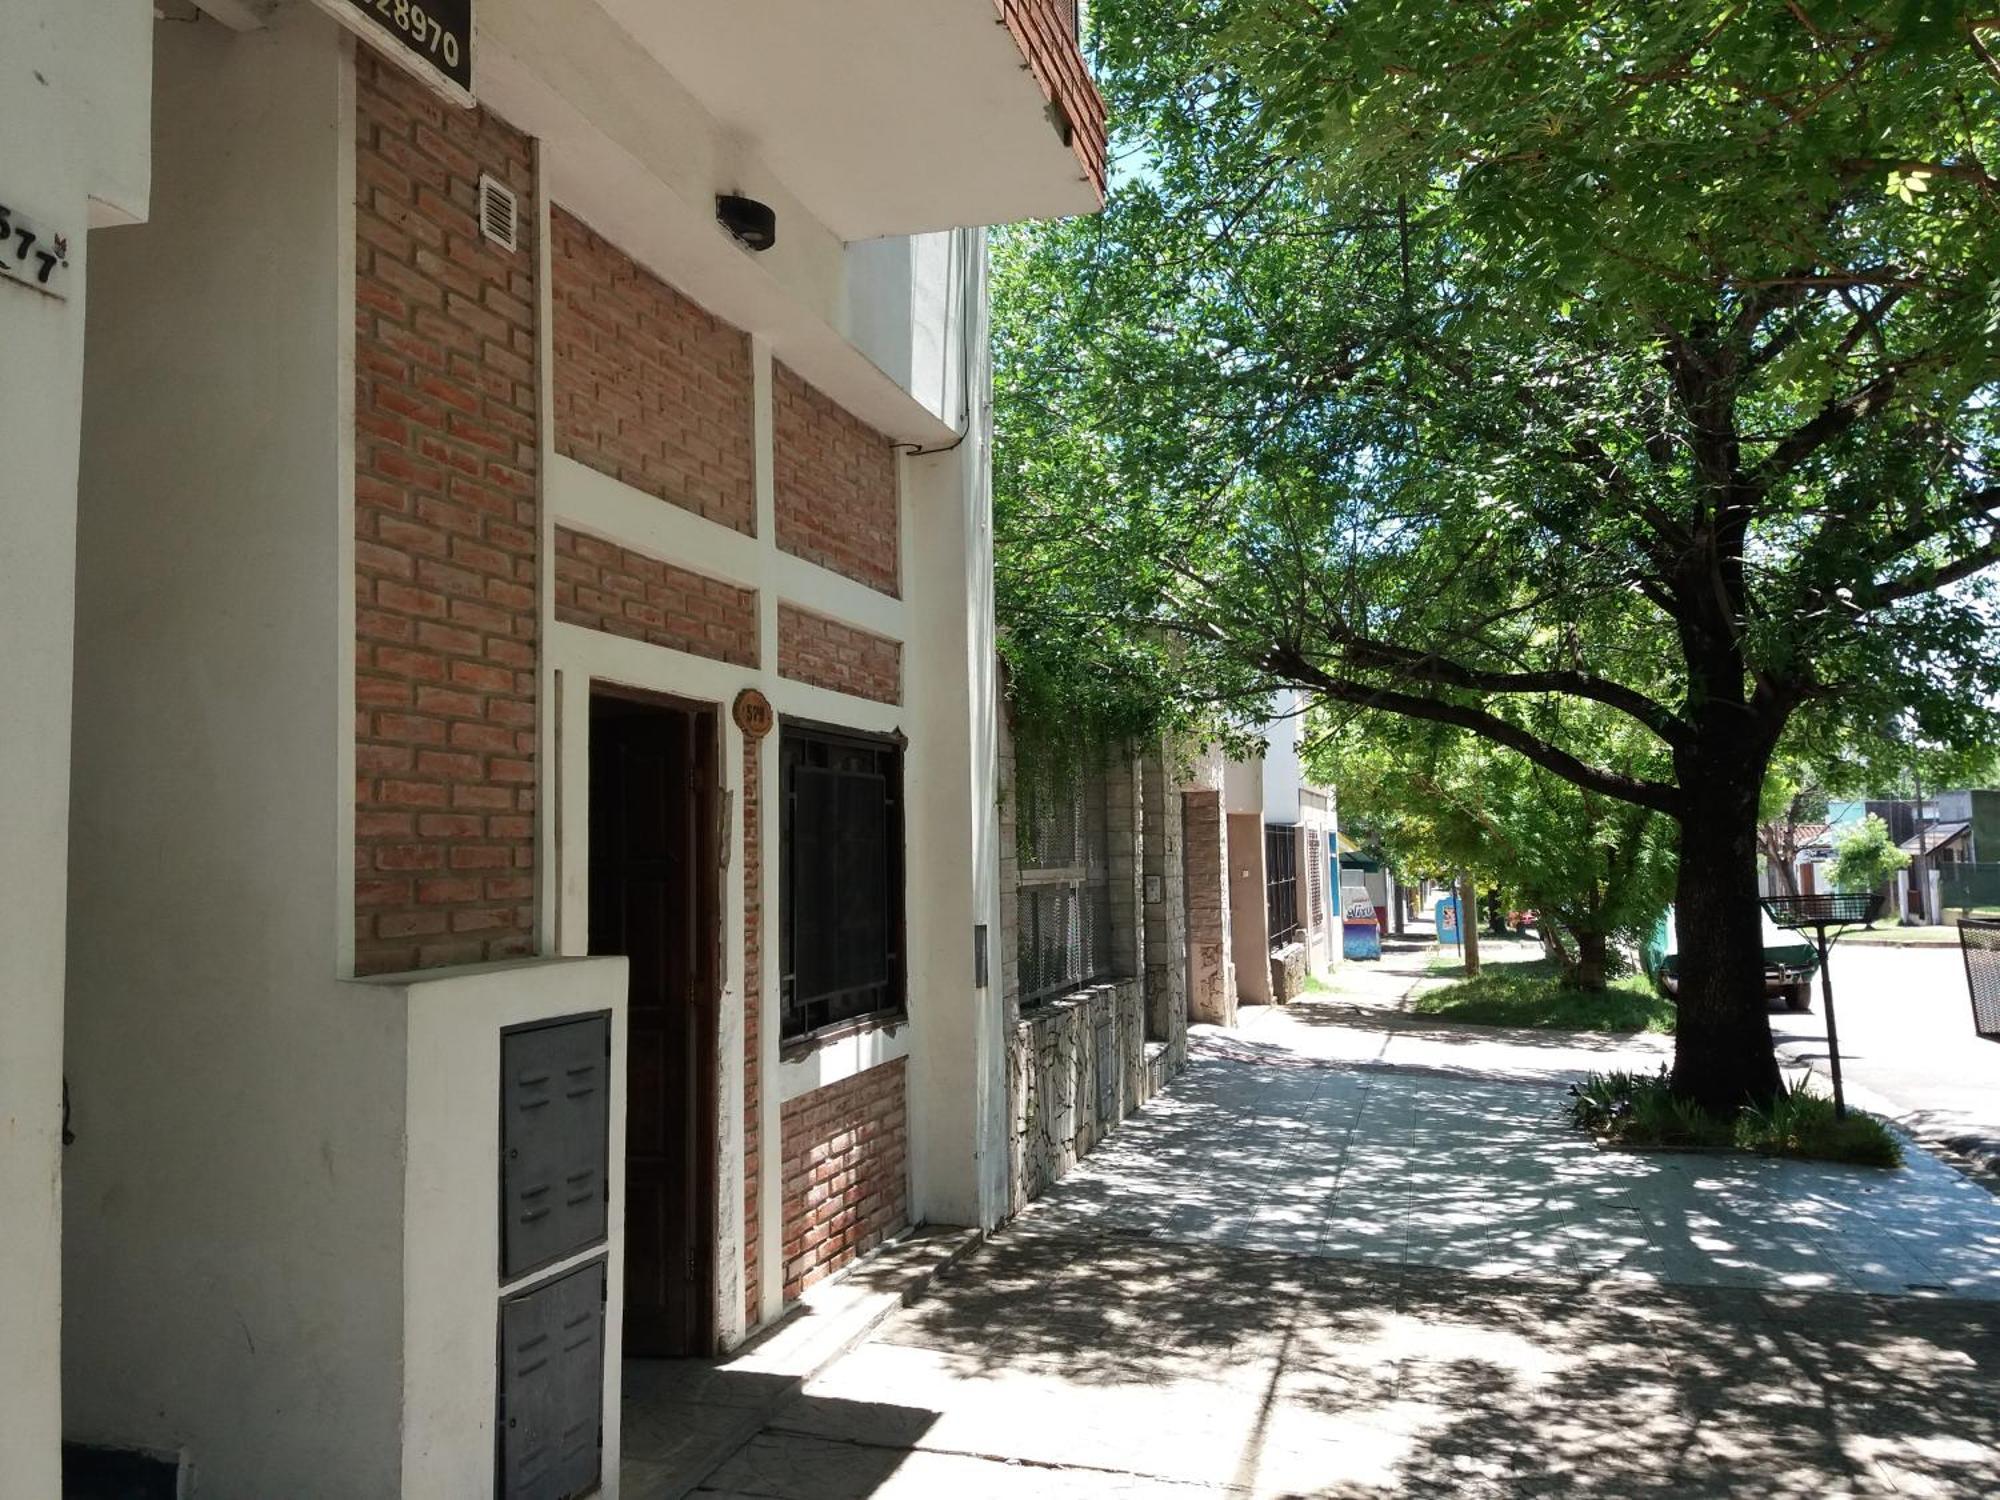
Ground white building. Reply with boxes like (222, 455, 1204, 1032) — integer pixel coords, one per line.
(2, 2, 1103, 1493)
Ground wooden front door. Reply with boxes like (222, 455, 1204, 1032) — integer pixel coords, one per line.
(588, 690, 718, 1358)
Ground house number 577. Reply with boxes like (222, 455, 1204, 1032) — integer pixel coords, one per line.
(0, 200, 72, 301)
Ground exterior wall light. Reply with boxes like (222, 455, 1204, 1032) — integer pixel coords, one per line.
(716, 194, 777, 252)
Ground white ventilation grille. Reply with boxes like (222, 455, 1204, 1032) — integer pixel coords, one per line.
(478, 174, 519, 254)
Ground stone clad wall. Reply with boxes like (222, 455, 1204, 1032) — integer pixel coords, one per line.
(1006, 979, 1147, 1217)
(1183, 789, 1235, 1025)
(1269, 942, 1308, 1005)
(998, 710, 1192, 1219)
(1141, 746, 1189, 1063)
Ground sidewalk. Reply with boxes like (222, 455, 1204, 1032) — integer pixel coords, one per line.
(673, 974, 2000, 1497)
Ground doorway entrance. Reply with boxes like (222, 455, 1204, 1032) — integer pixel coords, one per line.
(589, 688, 719, 1358)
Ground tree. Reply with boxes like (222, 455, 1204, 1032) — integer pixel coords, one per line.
(1831, 813, 1912, 895)
(1758, 762, 1832, 898)
(1321, 712, 1678, 991)
(995, 1, 2000, 1109)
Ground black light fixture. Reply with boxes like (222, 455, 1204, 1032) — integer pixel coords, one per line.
(716, 194, 777, 252)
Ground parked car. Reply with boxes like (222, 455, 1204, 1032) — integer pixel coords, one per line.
(1643, 909, 1820, 1011)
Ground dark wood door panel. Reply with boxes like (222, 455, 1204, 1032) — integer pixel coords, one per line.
(588, 690, 718, 1359)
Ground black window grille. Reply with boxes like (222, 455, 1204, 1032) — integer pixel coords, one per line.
(1266, 824, 1300, 947)
(1307, 830, 1324, 929)
(780, 726, 903, 1039)
(1016, 750, 1111, 1005)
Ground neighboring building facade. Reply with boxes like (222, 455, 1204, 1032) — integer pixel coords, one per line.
(9, 1, 1103, 1493)
(996, 709, 1192, 1212)
(1257, 691, 1342, 994)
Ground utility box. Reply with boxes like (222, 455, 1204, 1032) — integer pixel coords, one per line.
(500, 1013, 611, 1280)
(498, 1258, 606, 1500)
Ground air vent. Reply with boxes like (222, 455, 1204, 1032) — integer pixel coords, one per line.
(478, 174, 519, 254)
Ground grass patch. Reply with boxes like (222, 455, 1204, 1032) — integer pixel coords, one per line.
(1413, 958, 1674, 1034)
(1565, 1069, 1904, 1168)
(1843, 924, 1977, 947)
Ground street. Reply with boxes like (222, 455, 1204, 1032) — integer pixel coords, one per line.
(1768, 941, 2000, 1173)
(649, 974, 2000, 1499)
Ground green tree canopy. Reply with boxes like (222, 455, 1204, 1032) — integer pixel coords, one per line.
(1319, 708, 1678, 990)
(1830, 812, 1913, 893)
(995, 0, 2000, 1108)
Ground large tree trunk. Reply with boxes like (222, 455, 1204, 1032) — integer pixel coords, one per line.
(1670, 766, 1782, 1111)
(1566, 925, 1608, 992)
(1457, 874, 1481, 975)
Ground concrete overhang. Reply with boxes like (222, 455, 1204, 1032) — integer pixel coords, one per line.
(595, 0, 1107, 238)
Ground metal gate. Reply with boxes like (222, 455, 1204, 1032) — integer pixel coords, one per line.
(1962, 917, 2000, 1041)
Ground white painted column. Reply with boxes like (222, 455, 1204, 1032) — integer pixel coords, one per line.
(902, 233, 1007, 1230)
(0, 4, 150, 1490)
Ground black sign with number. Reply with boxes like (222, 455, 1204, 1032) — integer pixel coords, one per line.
(342, 0, 472, 95)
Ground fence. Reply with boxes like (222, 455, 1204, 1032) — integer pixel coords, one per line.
(1941, 861, 2000, 914)
(1017, 750, 1112, 1005)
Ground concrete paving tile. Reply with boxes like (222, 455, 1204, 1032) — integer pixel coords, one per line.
(671, 991, 2000, 1500)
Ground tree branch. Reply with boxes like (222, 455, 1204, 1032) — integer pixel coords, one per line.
(1748, 363, 1913, 492)
(1269, 646, 1685, 817)
(1864, 525, 2000, 609)
(1310, 622, 1694, 749)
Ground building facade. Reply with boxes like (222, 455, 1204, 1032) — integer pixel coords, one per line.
(6, 1, 1103, 1493)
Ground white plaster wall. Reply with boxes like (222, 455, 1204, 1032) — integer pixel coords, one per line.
(394, 957, 628, 1497)
(1224, 754, 1265, 817)
(904, 231, 1008, 1230)
(845, 229, 970, 429)
(0, 2, 150, 1490)
(64, 12, 414, 1493)
(1259, 691, 1304, 824)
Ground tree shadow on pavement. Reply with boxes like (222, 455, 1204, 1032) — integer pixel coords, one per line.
(885, 1231, 2000, 1497)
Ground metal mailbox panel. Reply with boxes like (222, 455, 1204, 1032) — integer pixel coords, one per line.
(501, 1014, 610, 1280)
(498, 1258, 605, 1500)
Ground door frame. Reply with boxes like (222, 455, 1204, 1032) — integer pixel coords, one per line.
(587, 681, 723, 1358)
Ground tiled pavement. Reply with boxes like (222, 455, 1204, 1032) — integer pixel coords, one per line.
(664, 991, 2000, 1498)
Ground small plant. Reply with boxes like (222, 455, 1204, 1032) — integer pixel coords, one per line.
(1565, 1069, 1902, 1167)
(1736, 1082, 1904, 1168)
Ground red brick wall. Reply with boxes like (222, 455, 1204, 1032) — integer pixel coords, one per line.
(550, 208, 755, 535)
(772, 363, 900, 597)
(996, 0, 1108, 202)
(353, 53, 539, 975)
(780, 1059, 909, 1299)
(553, 526, 758, 668)
(743, 737, 763, 1326)
(776, 604, 901, 706)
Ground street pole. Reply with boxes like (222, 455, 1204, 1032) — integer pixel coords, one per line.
(1814, 925, 1847, 1119)
(1912, 763, 1928, 924)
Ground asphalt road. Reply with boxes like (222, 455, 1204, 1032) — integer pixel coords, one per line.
(1768, 941, 2000, 1173)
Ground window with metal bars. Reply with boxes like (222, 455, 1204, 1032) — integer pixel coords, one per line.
(780, 726, 904, 1040)
(1015, 750, 1111, 1006)
(1266, 824, 1300, 947)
